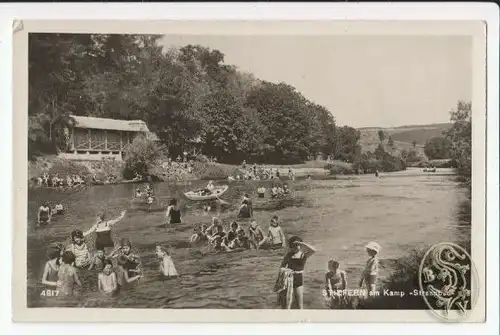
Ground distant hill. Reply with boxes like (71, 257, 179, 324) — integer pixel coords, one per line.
(358, 123, 452, 155)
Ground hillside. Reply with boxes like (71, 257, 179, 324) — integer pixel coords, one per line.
(358, 123, 452, 155)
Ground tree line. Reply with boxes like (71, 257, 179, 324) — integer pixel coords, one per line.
(29, 33, 360, 165)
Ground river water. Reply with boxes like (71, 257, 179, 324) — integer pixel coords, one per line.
(27, 168, 470, 309)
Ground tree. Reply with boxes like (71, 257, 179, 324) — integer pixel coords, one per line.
(388, 136, 394, 147)
(424, 137, 452, 160)
(378, 130, 385, 143)
(446, 101, 471, 182)
(335, 126, 361, 163)
(374, 143, 386, 160)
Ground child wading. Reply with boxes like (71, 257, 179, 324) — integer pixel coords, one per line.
(66, 230, 92, 269)
(324, 260, 348, 309)
(57, 251, 82, 296)
(156, 246, 179, 279)
(98, 259, 118, 296)
(110, 238, 142, 280)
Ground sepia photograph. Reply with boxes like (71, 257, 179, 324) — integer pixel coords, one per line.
(11, 19, 487, 322)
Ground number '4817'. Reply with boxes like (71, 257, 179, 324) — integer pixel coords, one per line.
(40, 289, 59, 297)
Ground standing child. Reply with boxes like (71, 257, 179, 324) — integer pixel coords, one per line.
(359, 241, 381, 295)
(261, 215, 286, 249)
(156, 245, 179, 279)
(324, 260, 348, 309)
(98, 259, 118, 296)
(115, 255, 142, 289)
(57, 251, 82, 296)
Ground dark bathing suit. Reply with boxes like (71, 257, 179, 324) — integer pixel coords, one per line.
(95, 222, 114, 250)
(170, 208, 181, 224)
(284, 252, 307, 288)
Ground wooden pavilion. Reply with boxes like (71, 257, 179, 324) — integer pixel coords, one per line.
(58, 115, 158, 161)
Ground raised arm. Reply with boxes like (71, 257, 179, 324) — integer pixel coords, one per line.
(107, 210, 127, 226)
(297, 241, 316, 258)
(83, 223, 98, 237)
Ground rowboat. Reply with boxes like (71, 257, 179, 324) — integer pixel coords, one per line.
(423, 168, 437, 173)
(184, 185, 229, 201)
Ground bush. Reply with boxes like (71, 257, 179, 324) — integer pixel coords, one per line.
(123, 135, 165, 179)
(327, 163, 356, 175)
(192, 162, 241, 180)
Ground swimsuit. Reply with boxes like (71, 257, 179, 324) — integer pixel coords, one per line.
(95, 221, 114, 250)
(284, 252, 307, 288)
(68, 243, 91, 268)
(39, 207, 50, 224)
(168, 207, 181, 224)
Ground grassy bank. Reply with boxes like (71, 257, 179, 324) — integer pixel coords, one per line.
(29, 155, 357, 183)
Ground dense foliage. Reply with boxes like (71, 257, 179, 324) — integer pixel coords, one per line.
(445, 101, 472, 184)
(122, 135, 166, 179)
(29, 34, 348, 165)
(424, 136, 452, 160)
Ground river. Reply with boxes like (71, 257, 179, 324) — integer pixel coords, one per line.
(26, 168, 471, 309)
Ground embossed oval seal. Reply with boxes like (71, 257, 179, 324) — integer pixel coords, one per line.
(418, 242, 479, 322)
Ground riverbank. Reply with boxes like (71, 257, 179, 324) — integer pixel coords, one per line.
(28, 155, 354, 185)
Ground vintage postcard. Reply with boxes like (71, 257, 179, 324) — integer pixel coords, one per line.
(12, 19, 487, 323)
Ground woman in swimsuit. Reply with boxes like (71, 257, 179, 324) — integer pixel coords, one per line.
(279, 236, 316, 309)
(83, 210, 127, 252)
(37, 202, 52, 227)
(165, 198, 181, 226)
(41, 243, 64, 287)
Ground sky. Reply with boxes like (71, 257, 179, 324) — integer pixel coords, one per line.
(160, 35, 472, 128)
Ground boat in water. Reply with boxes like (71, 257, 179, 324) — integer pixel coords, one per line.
(423, 168, 437, 173)
(184, 185, 229, 201)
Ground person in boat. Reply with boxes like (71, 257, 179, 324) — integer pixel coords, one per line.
(277, 236, 316, 309)
(260, 215, 286, 249)
(165, 198, 182, 226)
(83, 210, 127, 253)
(41, 243, 64, 288)
(37, 202, 52, 227)
(248, 220, 265, 248)
(201, 180, 215, 196)
(257, 186, 266, 198)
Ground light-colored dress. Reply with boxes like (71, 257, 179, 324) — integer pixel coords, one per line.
(158, 252, 178, 277)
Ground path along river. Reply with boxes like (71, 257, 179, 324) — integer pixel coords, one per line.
(27, 168, 470, 308)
